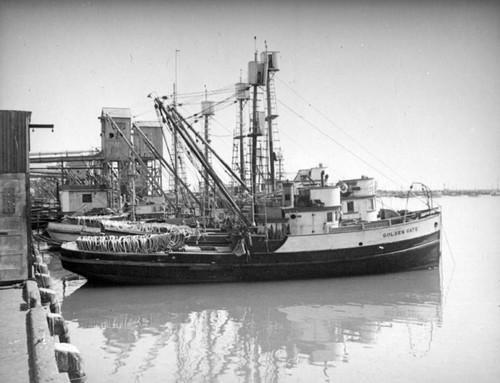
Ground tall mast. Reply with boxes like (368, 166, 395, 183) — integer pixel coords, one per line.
(173, 49, 180, 215)
(250, 38, 260, 224)
(201, 86, 214, 216)
(264, 42, 276, 192)
(232, 73, 250, 191)
(236, 75, 249, 182)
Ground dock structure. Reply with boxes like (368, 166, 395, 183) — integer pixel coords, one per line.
(24, 254, 86, 383)
(1, 110, 32, 283)
(1, 110, 85, 383)
(28, 107, 167, 218)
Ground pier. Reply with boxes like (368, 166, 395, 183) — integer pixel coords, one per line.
(0, 110, 85, 383)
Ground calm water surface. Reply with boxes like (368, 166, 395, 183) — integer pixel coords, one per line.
(46, 196, 500, 382)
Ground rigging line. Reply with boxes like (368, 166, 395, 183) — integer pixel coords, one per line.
(201, 92, 239, 113)
(204, 117, 234, 145)
(180, 92, 239, 121)
(177, 90, 236, 107)
(277, 78, 410, 186)
(171, 106, 249, 193)
(272, 126, 337, 177)
(190, 113, 234, 138)
(174, 87, 234, 99)
(132, 108, 156, 119)
(165, 105, 247, 222)
(441, 224, 456, 308)
(174, 84, 236, 101)
(278, 99, 401, 186)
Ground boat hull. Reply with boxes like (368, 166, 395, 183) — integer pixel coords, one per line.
(60, 214, 441, 284)
(46, 222, 102, 243)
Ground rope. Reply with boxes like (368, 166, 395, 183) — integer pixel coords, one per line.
(441, 224, 456, 308)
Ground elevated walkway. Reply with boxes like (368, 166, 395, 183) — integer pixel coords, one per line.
(29, 150, 103, 164)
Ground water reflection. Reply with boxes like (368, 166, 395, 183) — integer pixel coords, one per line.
(62, 269, 442, 381)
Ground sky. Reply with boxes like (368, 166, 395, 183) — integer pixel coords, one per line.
(1, 0, 499, 191)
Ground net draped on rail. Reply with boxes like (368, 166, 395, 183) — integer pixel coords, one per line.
(100, 220, 196, 235)
(76, 231, 188, 253)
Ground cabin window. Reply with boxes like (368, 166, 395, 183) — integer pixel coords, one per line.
(347, 201, 354, 213)
(327, 212, 333, 222)
(369, 198, 375, 210)
(82, 194, 92, 203)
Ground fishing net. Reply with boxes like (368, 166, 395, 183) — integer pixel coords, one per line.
(100, 220, 195, 235)
(76, 231, 187, 253)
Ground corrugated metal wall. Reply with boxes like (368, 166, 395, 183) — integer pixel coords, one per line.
(0, 110, 31, 283)
(0, 110, 31, 174)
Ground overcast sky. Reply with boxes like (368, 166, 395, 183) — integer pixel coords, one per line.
(1, 0, 499, 190)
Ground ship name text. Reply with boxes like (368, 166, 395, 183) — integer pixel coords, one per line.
(383, 226, 418, 238)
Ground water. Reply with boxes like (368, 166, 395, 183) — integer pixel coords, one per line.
(46, 196, 500, 382)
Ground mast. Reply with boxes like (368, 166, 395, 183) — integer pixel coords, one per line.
(263, 42, 279, 193)
(236, 79, 250, 182)
(173, 49, 180, 216)
(239, 95, 245, 181)
(154, 98, 249, 225)
(249, 38, 262, 224)
(201, 87, 214, 217)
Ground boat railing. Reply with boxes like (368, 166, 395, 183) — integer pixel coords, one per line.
(401, 207, 440, 221)
(336, 206, 440, 232)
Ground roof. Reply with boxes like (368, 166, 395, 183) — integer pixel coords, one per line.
(101, 107, 132, 118)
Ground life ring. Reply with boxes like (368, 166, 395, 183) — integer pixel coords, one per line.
(340, 182, 352, 197)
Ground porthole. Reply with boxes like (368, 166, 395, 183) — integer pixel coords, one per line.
(358, 242, 363, 246)
(290, 214, 297, 219)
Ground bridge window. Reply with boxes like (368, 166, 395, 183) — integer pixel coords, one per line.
(347, 201, 354, 213)
(369, 198, 375, 210)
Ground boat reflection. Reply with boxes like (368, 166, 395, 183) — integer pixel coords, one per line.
(62, 269, 442, 381)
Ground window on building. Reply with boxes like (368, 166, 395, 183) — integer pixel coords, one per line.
(327, 212, 333, 222)
(369, 198, 375, 210)
(347, 201, 354, 213)
(82, 194, 92, 203)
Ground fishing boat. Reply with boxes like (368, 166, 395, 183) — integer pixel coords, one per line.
(60, 186, 441, 284)
(60, 47, 442, 284)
